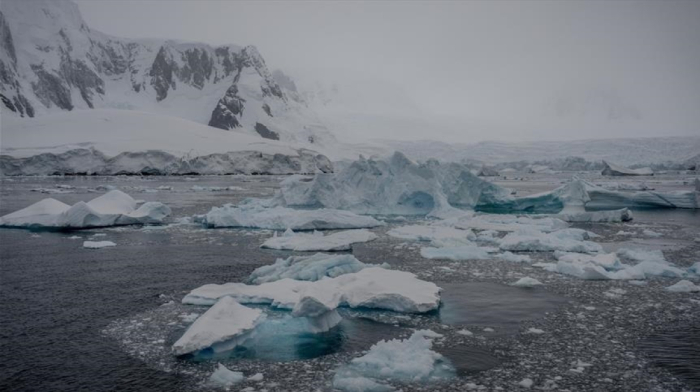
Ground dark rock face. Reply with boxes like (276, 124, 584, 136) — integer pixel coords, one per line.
(0, 12, 16, 64)
(262, 103, 272, 117)
(178, 48, 213, 89)
(59, 56, 104, 108)
(31, 64, 73, 110)
(254, 122, 280, 140)
(149, 46, 176, 101)
(208, 84, 245, 129)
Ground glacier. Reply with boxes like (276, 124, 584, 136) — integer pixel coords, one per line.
(332, 330, 456, 392)
(260, 229, 377, 251)
(0, 190, 171, 229)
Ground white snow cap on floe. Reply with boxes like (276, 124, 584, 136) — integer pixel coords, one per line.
(332, 330, 455, 392)
(260, 229, 377, 251)
(183, 267, 441, 313)
(194, 199, 383, 230)
(0, 190, 171, 229)
(172, 296, 264, 355)
(248, 253, 381, 284)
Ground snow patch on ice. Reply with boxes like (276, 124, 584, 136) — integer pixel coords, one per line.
(260, 229, 377, 251)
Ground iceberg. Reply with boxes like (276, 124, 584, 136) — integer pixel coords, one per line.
(248, 253, 374, 284)
(183, 268, 441, 313)
(438, 213, 569, 233)
(584, 180, 700, 210)
(601, 160, 653, 176)
(208, 364, 245, 387)
(172, 296, 264, 356)
(195, 200, 383, 230)
(665, 280, 700, 293)
(273, 152, 512, 217)
(332, 330, 455, 392)
(260, 229, 377, 251)
(0, 190, 171, 229)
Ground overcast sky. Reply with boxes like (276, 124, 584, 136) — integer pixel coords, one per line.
(75, 0, 700, 142)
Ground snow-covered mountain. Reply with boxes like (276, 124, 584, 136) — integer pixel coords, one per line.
(0, 0, 336, 149)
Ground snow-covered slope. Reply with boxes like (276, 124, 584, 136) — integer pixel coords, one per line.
(0, 0, 337, 150)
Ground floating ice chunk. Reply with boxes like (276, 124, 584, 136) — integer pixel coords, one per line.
(510, 277, 542, 288)
(420, 244, 493, 261)
(665, 280, 700, 293)
(438, 213, 568, 233)
(526, 328, 545, 334)
(584, 180, 699, 210)
(457, 329, 473, 336)
(617, 248, 667, 264)
(499, 229, 602, 254)
(0, 190, 171, 229)
(183, 268, 441, 313)
(483, 327, 495, 332)
(172, 296, 264, 355)
(332, 330, 455, 391)
(555, 252, 623, 271)
(83, 241, 116, 249)
(195, 201, 383, 230)
(248, 253, 375, 284)
(260, 229, 377, 251)
(209, 364, 244, 387)
(557, 208, 633, 223)
(518, 378, 534, 388)
(497, 252, 532, 263)
(688, 263, 700, 275)
(387, 225, 475, 242)
(248, 373, 264, 382)
(643, 229, 663, 237)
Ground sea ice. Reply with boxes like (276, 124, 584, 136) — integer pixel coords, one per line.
(557, 208, 633, 223)
(387, 225, 476, 243)
(172, 296, 264, 355)
(665, 280, 700, 293)
(195, 200, 383, 230)
(601, 160, 653, 176)
(83, 240, 116, 249)
(332, 330, 455, 391)
(499, 228, 602, 253)
(208, 364, 245, 387)
(0, 190, 171, 229)
(248, 253, 376, 284)
(497, 251, 532, 263)
(437, 213, 568, 233)
(183, 268, 441, 313)
(260, 229, 377, 251)
(420, 244, 494, 261)
(510, 277, 543, 287)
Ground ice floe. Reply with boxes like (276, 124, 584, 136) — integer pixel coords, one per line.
(260, 229, 377, 251)
(332, 330, 455, 392)
(438, 213, 568, 233)
(510, 277, 543, 288)
(208, 363, 245, 387)
(0, 190, 171, 229)
(194, 200, 383, 230)
(420, 244, 494, 261)
(387, 225, 475, 242)
(248, 253, 378, 284)
(499, 228, 602, 253)
(172, 296, 264, 356)
(83, 240, 116, 249)
(665, 280, 700, 293)
(183, 268, 441, 313)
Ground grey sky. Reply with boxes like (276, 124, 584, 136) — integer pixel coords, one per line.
(75, 0, 700, 142)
